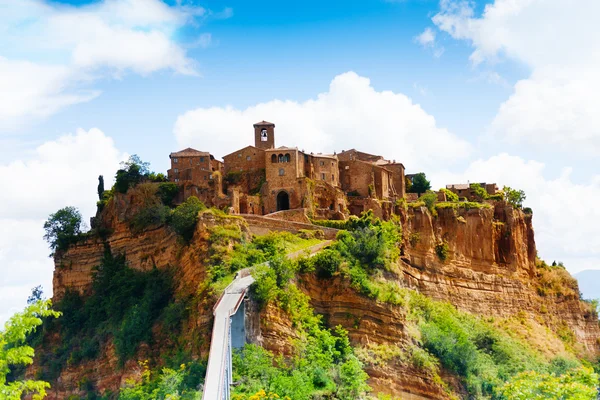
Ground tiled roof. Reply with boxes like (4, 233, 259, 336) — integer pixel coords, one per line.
(170, 148, 210, 158)
(223, 145, 265, 158)
(446, 184, 470, 190)
(253, 120, 275, 126)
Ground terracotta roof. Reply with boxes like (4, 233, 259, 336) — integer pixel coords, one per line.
(223, 145, 265, 158)
(253, 120, 275, 126)
(170, 148, 210, 158)
(446, 184, 470, 190)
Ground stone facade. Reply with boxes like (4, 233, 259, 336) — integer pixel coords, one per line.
(167, 148, 222, 188)
(446, 182, 499, 200)
(168, 121, 407, 219)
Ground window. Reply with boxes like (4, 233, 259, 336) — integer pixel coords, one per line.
(279, 168, 285, 176)
(209, 174, 213, 180)
(284, 153, 291, 162)
(204, 176, 207, 180)
(321, 173, 326, 180)
(174, 168, 178, 173)
(238, 153, 242, 158)
(175, 178, 179, 182)
(331, 162, 334, 167)
(271, 154, 277, 163)
(278, 154, 284, 163)
(332, 174, 335, 181)
(320, 161, 324, 166)
(246, 156, 251, 161)
(200, 156, 205, 162)
(173, 158, 178, 163)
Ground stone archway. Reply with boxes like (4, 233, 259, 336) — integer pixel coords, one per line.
(276, 191, 290, 211)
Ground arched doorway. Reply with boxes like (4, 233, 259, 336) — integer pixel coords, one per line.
(276, 191, 290, 211)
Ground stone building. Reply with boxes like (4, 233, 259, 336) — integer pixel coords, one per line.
(446, 183, 499, 200)
(167, 148, 222, 186)
(167, 121, 407, 220)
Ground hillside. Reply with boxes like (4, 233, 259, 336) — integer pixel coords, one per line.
(23, 182, 600, 399)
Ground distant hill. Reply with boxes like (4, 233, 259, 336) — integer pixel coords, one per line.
(576, 269, 600, 300)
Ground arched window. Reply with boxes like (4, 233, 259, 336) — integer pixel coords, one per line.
(284, 153, 291, 163)
(278, 154, 284, 163)
(271, 154, 277, 163)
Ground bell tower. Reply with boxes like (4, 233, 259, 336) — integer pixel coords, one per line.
(254, 121, 275, 149)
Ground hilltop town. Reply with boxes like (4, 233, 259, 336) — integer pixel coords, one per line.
(167, 120, 499, 220)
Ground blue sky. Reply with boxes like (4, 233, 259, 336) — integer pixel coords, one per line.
(1, 0, 599, 322)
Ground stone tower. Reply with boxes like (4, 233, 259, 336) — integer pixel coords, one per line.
(254, 121, 275, 149)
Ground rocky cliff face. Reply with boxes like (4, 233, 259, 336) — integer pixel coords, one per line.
(37, 194, 599, 399)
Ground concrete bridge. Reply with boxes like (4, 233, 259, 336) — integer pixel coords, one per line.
(201, 240, 331, 400)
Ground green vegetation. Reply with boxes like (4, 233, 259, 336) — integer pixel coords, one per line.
(119, 361, 204, 399)
(1, 300, 60, 399)
(502, 186, 526, 209)
(115, 155, 150, 194)
(168, 196, 206, 243)
(43, 206, 83, 256)
(435, 241, 449, 261)
(157, 182, 179, 206)
(407, 172, 431, 196)
(470, 183, 489, 201)
(237, 268, 369, 399)
(97, 175, 104, 200)
(301, 214, 597, 398)
(497, 367, 597, 400)
(420, 192, 437, 215)
(34, 250, 180, 381)
(435, 201, 492, 211)
(440, 188, 459, 202)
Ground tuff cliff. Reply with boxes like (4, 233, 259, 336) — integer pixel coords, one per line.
(33, 189, 600, 399)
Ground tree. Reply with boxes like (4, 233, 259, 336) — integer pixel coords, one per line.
(502, 186, 526, 209)
(97, 175, 105, 200)
(27, 286, 43, 305)
(43, 206, 83, 255)
(0, 300, 61, 399)
(469, 183, 488, 202)
(408, 173, 431, 196)
(115, 155, 151, 194)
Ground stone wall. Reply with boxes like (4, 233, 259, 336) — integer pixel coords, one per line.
(223, 146, 266, 174)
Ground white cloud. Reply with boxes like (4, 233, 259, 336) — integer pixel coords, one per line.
(430, 153, 600, 274)
(414, 27, 445, 58)
(415, 28, 436, 47)
(432, 0, 600, 154)
(0, 0, 204, 126)
(0, 128, 126, 325)
(174, 72, 472, 172)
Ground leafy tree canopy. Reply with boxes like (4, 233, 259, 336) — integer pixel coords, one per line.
(408, 173, 431, 195)
(0, 300, 61, 400)
(502, 186, 526, 209)
(43, 206, 83, 256)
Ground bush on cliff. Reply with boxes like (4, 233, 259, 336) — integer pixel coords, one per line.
(168, 196, 206, 243)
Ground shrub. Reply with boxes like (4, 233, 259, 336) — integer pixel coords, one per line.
(129, 205, 170, 233)
(470, 183, 488, 201)
(435, 242, 449, 262)
(440, 188, 459, 202)
(168, 196, 206, 243)
(43, 206, 83, 255)
(157, 182, 179, 206)
(312, 249, 343, 278)
(420, 192, 437, 215)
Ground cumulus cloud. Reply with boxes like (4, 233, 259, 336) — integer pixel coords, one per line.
(0, 0, 205, 126)
(174, 72, 471, 172)
(432, 0, 600, 154)
(429, 153, 600, 274)
(0, 128, 126, 324)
